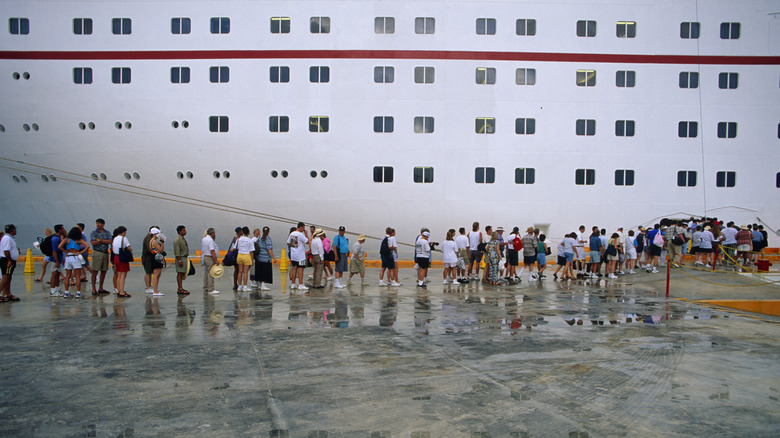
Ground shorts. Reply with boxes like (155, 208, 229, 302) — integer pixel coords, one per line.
(575, 247, 586, 261)
(44, 255, 54, 263)
(175, 257, 188, 273)
(626, 249, 638, 260)
(0, 258, 17, 276)
(506, 250, 519, 266)
(381, 255, 395, 269)
(349, 258, 365, 274)
(458, 249, 469, 264)
(536, 253, 547, 266)
(557, 255, 566, 266)
(142, 259, 154, 274)
(650, 245, 663, 257)
(469, 250, 482, 264)
(523, 255, 536, 265)
(753, 241, 761, 252)
(237, 253, 253, 266)
(607, 254, 619, 261)
(416, 257, 430, 270)
(292, 259, 306, 268)
(334, 255, 348, 272)
(92, 250, 109, 271)
(564, 252, 574, 263)
(589, 251, 601, 264)
(114, 255, 130, 272)
(690, 246, 699, 254)
(64, 255, 82, 270)
(737, 244, 751, 252)
(443, 261, 457, 268)
(698, 247, 713, 253)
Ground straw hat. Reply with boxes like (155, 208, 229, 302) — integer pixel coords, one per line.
(210, 263, 224, 279)
(358, 235, 366, 241)
(183, 259, 195, 279)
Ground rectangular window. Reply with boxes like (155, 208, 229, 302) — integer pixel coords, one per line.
(414, 167, 434, 183)
(680, 22, 700, 39)
(575, 169, 596, 185)
(415, 17, 435, 34)
(311, 17, 330, 33)
(716, 171, 736, 187)
(73, 18, 92, 35)
(577, 69, 596, 87)
(616, 70, 635, 87)
(9, 18, 30, 35)
(677, 170, 697, 187)
(73, 67, 93, 84)
(516, 19, 536, 36)
(310, 66, 330, 83)
(171, 17, 191, 34)
(576, 119, 596, 136)
(269, 116, 289, 133)
(678, 121, 698, 138)
(718, 72, 738, 89)
(576, 20, 596, 37)
(210, 66, 230, 83)
(476, 67, 496, 84)
(476, 18, 496, 35)
(414, 116, 434, 133)
(616, 21, 636, 38)
(414, 66, 435, 84)
(211, 17, 230, 34)
(374, 116, 394, 133)
(271, 17, 290, 33)
(776, 172, 780, 188)
(679, 72, 699, 89)
(112, 18, 131, 35)
(515, 118, 536, 135)
(309, 116, 329, 132)
(717, 122, 737, 139)
(516, 68, 536, 85)
(170, 67, 190, 84)
(615, 120, 635, 137)
(270, 66, 290, 83)
(720, 22, 740, 39)
(515, 168, 535, 184)
(475, 117, 496, 134)
(373, 166, 393, 183)
(209, 116, 229, 133)
(374, 66, 394, 83)
(375, 17, 395, 34)
(615, 169, 635, 186)
(111, 67, 131, 84)
(475, 167, 495, 184)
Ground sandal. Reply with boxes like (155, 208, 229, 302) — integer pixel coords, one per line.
(0, 296, 9, 303)
(98, 289, 110, 294)
(8, 295, 20, 302)
(117, 293, 131, 298)
(92, 291, 99, 296)
(177, 289, 190, 295)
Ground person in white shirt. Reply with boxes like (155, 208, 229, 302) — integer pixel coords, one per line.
(201, 228, 220, 294)
(441, 229, 460, 285)
(112, 226, 132, 297)
(454, 227, 470, 283)
(236, 226, 254, 291)
(415, 231, 431, 288)
(575, 225, 587, 275)
(310, 229, 325, 288)
(0, 224, 20, 302)
(388, 229, 401, 286)
(467, 222, 483, 279)
(287, 222, 309, 290)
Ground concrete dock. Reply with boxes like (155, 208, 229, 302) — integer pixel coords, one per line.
(1, 264, 779, 437)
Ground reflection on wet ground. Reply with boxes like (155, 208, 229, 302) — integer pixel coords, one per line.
(1, 267, 779, 436)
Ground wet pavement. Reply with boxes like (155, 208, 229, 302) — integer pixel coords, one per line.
(1, 265, 780, 437)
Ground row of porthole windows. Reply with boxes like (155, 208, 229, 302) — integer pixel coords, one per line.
(172, 120, 190, 128)
(115, 121, 132, 129)
(12, 72, 30, 80)
(13, 174, 62, 182)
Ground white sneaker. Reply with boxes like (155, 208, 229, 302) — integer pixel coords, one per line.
(452, 279, 460, 285)
(290, 284, 297, 289)
(153, 292, 164, 296)
(209, 290, 220, 294)
(652, 268, 659, 273)
(145, 288, 153, 294)
(443, 280, 449, 285)
(609, 274, 618, 279)
(379, 280, 387, 286)
(75, 291, 82, 298)
(251, 281, 258, 288)
(297, 284, 308, 290)
(705, 264, 712, 268)
(113, 288, 118, 294)
(63, 291, 71, 298)
(390, 281, 402, 287)
(628, 270, 636, 274)
(327, 275, 335, 280)
(618, 271, 625, 275)
(334, 283, 345, 289)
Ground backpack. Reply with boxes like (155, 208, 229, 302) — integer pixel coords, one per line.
(672, 233, 687, 246)
(40, 235, 54, 257)
(653, 231, 664, 247)
(379, 237, 391, 257)
(512, 236, 523, 252)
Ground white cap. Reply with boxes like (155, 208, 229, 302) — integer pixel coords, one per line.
(423, 231, 430, 237)
(150, 227, 161, 235)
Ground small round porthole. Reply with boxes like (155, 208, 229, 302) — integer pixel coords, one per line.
(223, 171, 230, 179)
(182, 120, 189, 128)
(281, 170, 289, 178)
(310, 170, 317, 178)
(125, 122, 132, 129)
(88, 122, 95, 130)
(271, 170, 278, 178)
(176, 171, 184, 179)
(186, 171, 193, 179)
(213, 171, 220, 179)
(19, 175, 27, 183)
(320, 170, 328, 178)
(12, 175, 20, 183)
(48, 173, 57, 182)
(12, 72, 20, 80)
(22, 72, 30, 80)
(172, 121, 179, 129)
(23, 124, 30, 131)
(115, 122, 122, 130)
(79, 122, 87, 130)
(0, 125, 5, 132)
(132, 172, 140, 180)
(124, 172, 131, 180)
(32, 123, 39, 131)
(41, 174, 49, 182)
(91, 173, 99, 180)
(99, 173, 107, 180)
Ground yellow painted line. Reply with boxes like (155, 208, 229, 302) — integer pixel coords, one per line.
(697, 300, 780, 317)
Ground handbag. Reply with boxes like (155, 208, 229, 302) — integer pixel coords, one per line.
(672, 233, 687, 245)
(223, 237, 238, 266)
(477, 242, 487, 252)
(606, 244, 617, 256)
(118, 237, 134, 262)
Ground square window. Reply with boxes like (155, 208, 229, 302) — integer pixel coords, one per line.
(374, 66, 394, 83)
(677, 170, 697, 187)
(577, 69, 596, 86)
(209, 116, 229, 133)
(718, 72, 738, 89)
(269, 116, 289, 133)
(476, 117, 496, 134)
(373, 166, 393, 183)
(311, 17, 330, 33)
(270, 66, 290, 83)
(210, 17, 229, 34)
(374, 116, 394, 133)
(515, 168, 535, 184)
(414, 116, 434, 133)
(112, 18, 131, 35)
(309, 116, 329, 132)
(172, 17, 191, 34)
(414, 66, 435, 84)
(679, 72, 699, 88)
(475, 167, 495, 184)
(516, 68, 536, 85)
(720, 22, 740, 39)
(776, 172, 780, 188)
(111, 67, 131, 84)
(210, 66, 230, 83)
(516, 19, 536, 36)
(515, 118, 536, 135)
(9, 18, 30, 35)
(170, 67, 190, 84)
(476, 18, 496, 35)
(576, 119, 596, 136)
(73, 18, 93, 35)
(615, 120, 635, 137)
(310, 66, 330, 83)
(716, 171, 736, 187)
(678, 121, 698, 138)
(575, 169, 596, 185)
(375, 17, 395, 34)
(73, 67, 93, 84)
(717, 122, 737, 138)
(616, 21, 636, 38)
(680, 22, 700, 39)
(414, 166, 434, 183)
(576, 20, 596, 37)
(415, 17, 435, 34)
(476, 67, 496, 84)
(615, 169, 635, 186)
(270, 17, 290, 33)
(616, 70, 635, 87)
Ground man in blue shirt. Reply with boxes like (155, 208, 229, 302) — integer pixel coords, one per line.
(332, 226, 349, 289)
(50, 224, 65, 296)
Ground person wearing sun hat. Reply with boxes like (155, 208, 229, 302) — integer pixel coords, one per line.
(310, 228, 326, 288)
(347, 235, 367, 285)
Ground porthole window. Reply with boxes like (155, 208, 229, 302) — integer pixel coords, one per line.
(79, 122, 87, 130)
(88, 122, 95, 130)
(320, 170, 328, 178)
(91, 173, 99, 180)
(31, 123, 38, 131)
(115, 122, 122, 130)
(172, 121, 179, 128)
(12, 72, 20, 80)
(19, 175, 27, 183)
(213, 171, 220, 179)
(281, 170, 289, 178)
(132, 172, 140, 180)
(186, 171, 193, 179)
(124, 122, 132, 129)
(124, 172, 131, 180)
(182, 120, 189, 128)
(23, 124, 30, 131)
(0, 125, 5, 132)
(99, 173, 107, 180)
(310, 170, 317, 178)
(22, 72, 30, 80)
(223, 171, 230, 178)
(176, 171, 184, 179)
(271, 170, 279, 178)
(48, 174, 57, 182)
(41, 174, 49, 182)
(12, 175, 20, 183)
